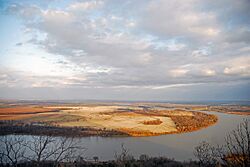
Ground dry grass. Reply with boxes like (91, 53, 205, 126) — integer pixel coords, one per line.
(0, 104, 218, 137)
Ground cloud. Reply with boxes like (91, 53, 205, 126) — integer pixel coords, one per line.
(0, 68, 88, 88)
(169, 69, 189, 77)
(223, 57, 250, 76)
(151, 83, 204, 90)
(1, 0, 249, 99)
(15, 42, 23, 46)
(202, 69, 216, 76)
(139, 0, 220, 40)
(224, 28, 250, 44)
(68, 1, 104, 11)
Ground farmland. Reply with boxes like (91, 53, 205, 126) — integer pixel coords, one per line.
(0, 102, 219, 137)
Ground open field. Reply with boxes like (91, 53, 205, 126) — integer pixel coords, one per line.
(0, 101, 221, 137)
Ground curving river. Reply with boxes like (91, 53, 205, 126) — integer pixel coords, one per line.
(76, 110, 249, 161)
(3, 110, 249, 161)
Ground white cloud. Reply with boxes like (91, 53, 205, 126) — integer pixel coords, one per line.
(151, 83, 204, 90)
(68, 1, 103, 11)
(202, 69, 216, 76)
(169, 69, 189, 77)
(166, 42, 186, 51)
(140, 0, 220, 39)
(126, 20, 136, 28)
(2, 0, 250, 93)
(137, 52, 152, 64)
(224, 66, 250, 76)
(223, 56, 250, 76)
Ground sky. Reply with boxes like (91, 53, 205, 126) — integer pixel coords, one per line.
(0, 0, 250, 101)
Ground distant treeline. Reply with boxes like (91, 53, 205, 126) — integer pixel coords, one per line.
(0, 120, 128, 137)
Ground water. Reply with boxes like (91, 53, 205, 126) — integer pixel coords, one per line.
(2, 111, 249, 161)
(76, 111, 249, 161)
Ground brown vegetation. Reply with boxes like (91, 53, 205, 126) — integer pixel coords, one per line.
(141, 119, 162, 125)
(0, 107, 59, 115)
(169, 112, 218, 133)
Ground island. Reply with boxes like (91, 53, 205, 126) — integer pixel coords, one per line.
(0, 101, 220, 137)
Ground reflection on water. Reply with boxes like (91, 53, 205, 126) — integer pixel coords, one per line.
(4, 111, 249, 161)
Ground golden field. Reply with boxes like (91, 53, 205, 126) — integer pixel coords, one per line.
(0, 103, 219, 136)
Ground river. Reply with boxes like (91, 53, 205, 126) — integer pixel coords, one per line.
(2, 111, 250, 161)
(76, 110, 249, 161)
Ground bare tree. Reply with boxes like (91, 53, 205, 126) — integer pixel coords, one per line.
(0, 136, 26, 167)
(22, 135, 54, 166)
(194, 119, 250, 167)
(223, 119, 250, 167)
(93, 156, 99, 162)
(194, 141, 219, 167)
(139, 154, 149, 161)
(114, 144, 134, 167)
(23, 135, 85, 167)
(51, 137, 85, 166)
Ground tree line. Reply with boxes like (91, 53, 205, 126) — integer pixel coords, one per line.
(0, 120, 127, 137)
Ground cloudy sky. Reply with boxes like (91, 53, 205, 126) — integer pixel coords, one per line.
(0, 0, 250, 101)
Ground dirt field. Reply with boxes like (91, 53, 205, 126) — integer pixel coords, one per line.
(0, 107, 59, 120)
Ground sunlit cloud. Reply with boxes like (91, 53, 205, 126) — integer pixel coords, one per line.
(0, 0, 249, 100)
